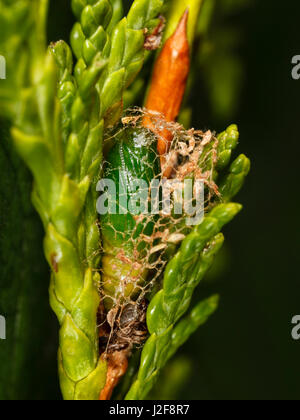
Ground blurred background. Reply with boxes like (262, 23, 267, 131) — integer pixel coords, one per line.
(0, 0, 299, 400)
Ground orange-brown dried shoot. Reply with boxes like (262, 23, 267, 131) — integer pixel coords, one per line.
(143, 9, 190, 174)
(99, 352, 129, 400)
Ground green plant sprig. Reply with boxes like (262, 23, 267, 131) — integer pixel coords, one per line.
(126, 201, 242, 400)
(1, 0, 167, 400)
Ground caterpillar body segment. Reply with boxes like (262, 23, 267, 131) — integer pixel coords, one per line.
(100, 125, 160, 312)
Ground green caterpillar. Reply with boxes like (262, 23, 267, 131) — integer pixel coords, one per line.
(100, 125, 160, 313)
(97, 119, 248, 359)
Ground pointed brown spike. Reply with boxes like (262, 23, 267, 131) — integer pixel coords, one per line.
(143, 9, 190, 168)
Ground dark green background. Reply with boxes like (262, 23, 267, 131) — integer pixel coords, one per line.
(0, 0, 299, 400)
